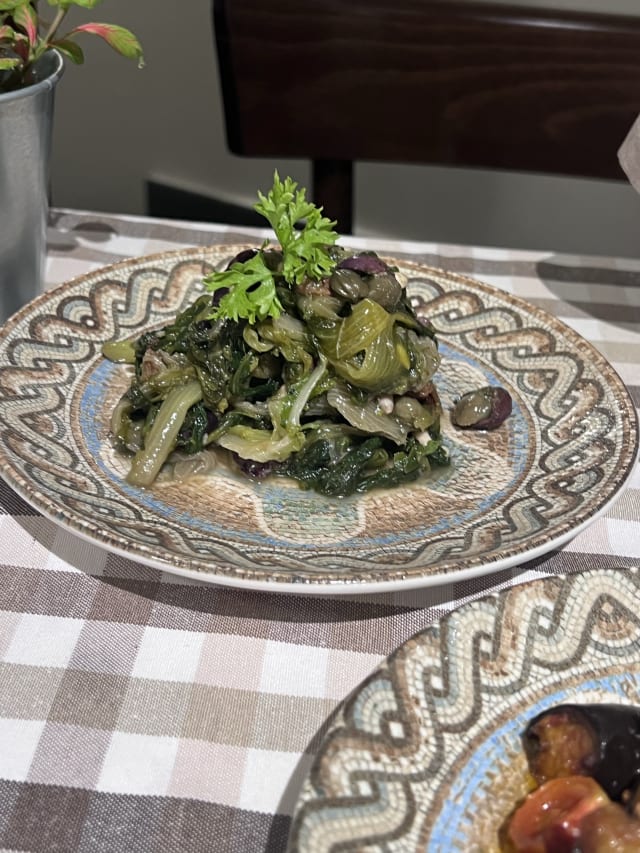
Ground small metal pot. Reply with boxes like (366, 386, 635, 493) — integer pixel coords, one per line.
(0, 50, 64, 324)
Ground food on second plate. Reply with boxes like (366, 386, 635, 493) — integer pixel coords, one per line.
(500, 703, 640, 852)
(103, 172, 512, 497)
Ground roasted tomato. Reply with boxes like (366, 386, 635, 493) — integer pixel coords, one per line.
(578, 801, 640, 852)
(501, 776, 608, 853)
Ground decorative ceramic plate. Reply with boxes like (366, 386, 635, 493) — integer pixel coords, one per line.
(287, 567, 640, 851)
(0, 246, 636, 593)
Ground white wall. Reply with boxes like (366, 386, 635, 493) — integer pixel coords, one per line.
(50, 0, 640, 258)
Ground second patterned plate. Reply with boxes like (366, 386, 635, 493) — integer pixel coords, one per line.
(287, 568, 640, 851)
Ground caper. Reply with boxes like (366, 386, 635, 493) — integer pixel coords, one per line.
(329, 268, 370, 302)
(262, 249, 284, 272)
(394, 396, 434, 430)
(367, 272, 403, 310)
(451, 386, 512, 430)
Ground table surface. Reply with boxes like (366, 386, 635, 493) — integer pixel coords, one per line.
(0, 208, 638, 853)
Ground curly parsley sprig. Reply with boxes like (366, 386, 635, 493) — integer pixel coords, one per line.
(204, 173, 339, 324)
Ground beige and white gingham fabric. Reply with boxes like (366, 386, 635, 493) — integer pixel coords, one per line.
(0, 209, 637, 852)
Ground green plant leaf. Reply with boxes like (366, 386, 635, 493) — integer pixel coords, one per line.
(0, 55, 20, 69)
(12, 2, 37, 46)
(68, 22, 143, 64)
(204, 173, 339, 325)
(0, 1, 29, 12)
(206, 252, 283, 324)
(52, 36, 84, 63)
(255, 172, 338, 285)
(0, 25, 28, 45)
(47, 0, 103, 8)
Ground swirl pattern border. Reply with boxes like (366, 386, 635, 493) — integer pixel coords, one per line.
(0, 246, 636, 592)
(287, 568, 640, 851)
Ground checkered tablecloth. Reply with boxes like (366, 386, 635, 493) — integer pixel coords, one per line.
(0, 209, 638, 852)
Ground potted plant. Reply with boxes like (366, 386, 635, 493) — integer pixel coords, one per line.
(0, 1, 143, 323)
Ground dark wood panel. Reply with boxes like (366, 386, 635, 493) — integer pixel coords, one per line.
(214, 0, 640, 181)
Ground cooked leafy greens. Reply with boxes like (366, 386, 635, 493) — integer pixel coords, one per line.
(103, 173, 448, 497)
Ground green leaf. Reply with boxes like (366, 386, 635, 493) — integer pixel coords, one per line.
(206, 253, 282, 324)
(48, 0, 103, 8)
(0, 26, 28, 45)
(255, 172, 339, 285)
(0, 54, 20, 68)
(0, 1, 29, 12)
(52, 36, 84, 63)
(204, 173, 339, 325)
(68, 22, 143, 65)
(12, 2, 37, 45)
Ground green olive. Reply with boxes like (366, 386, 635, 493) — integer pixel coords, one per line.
(451, 386, 512, 429)
(394, 396, 435, 430)
(366, 272, 403, 310)
(329, 268, 370, 302)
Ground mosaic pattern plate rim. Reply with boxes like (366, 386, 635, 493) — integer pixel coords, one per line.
(287, 567, 640, 852)
(0, 245, 636, 594)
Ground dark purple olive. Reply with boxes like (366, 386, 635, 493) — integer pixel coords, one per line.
(523, 704, 640, 804)
(226, 248, 257, 269)
(232, 454, 281, 480)
(211, 287, 229, 308)
(205, 410, 219, 433)
(451, 386, 512, 430)
(337, 253, 388, 276)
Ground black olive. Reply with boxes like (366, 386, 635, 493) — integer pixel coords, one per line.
(523, 704, 640, 805)
(451, 386, 512, 429)
(337, 253, 388, 275)
(226, 248, 257, 269)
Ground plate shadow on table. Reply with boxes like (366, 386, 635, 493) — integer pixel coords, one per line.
(6, 465, 639, 635)
(536, 255, 640, 333)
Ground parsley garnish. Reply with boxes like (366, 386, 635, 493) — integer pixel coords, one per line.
(205, 173, 339, 323)
(204, 252, 280, 325)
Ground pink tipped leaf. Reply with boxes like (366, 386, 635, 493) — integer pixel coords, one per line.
(68, 22, 143, 65)
(1, 27, 29, 61)
(12, 2, 37, 47)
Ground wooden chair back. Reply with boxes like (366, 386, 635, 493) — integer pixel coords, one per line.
(214, 0, 640, 232)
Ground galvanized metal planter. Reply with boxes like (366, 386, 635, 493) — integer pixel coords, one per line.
(0, 50, 64, 324)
